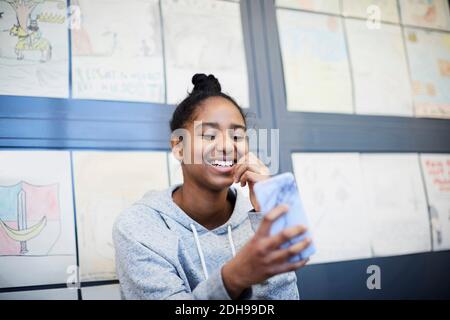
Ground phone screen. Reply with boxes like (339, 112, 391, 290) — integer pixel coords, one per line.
(254, 172, 316, 262)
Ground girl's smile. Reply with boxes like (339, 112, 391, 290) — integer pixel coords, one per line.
(205, 158, 236, 174)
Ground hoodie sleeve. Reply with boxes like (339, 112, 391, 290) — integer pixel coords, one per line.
(113, 217, 233, 300)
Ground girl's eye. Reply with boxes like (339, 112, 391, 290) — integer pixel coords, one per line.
(233, 135, 244, 142)
(202, 134, 216, 141)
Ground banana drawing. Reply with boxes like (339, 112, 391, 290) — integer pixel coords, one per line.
(0, 216, 47, 242)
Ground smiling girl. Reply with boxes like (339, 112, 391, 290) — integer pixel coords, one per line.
(113, 74, 311, 299)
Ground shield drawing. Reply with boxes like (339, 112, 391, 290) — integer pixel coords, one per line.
(0, 181, 61, 256)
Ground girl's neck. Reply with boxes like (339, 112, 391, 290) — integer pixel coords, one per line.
(173, 180, 233, 230)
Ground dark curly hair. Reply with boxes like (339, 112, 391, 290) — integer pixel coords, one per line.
(169, 73, 247, 132)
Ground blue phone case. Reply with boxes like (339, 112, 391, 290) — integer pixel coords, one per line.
(253, 172, 316, 262)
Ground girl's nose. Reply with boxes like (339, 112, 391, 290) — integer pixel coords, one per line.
(215, 134, 234, 155)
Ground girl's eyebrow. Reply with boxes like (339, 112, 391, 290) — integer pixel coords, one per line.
(195, 122, 246, 130)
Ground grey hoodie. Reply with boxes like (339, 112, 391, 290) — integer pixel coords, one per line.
(112, 185, 299, 300)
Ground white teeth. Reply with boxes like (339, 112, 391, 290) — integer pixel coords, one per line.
(211, 160, 233, 167)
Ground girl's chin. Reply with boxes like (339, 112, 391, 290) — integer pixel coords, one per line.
(201, 163, 236, 190)
(205, 174, 235, 191)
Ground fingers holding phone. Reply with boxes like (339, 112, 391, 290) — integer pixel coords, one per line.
(253, 173, 316, 262)
(222, 204, 311, 299)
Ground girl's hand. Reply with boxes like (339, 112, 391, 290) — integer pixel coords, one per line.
(233, 152, 270, 212)
(221, 204, 311, 299)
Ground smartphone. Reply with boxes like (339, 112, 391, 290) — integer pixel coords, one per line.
(253, 172, 315, 262)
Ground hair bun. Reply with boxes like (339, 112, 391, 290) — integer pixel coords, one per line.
(191, 73, 221, 94)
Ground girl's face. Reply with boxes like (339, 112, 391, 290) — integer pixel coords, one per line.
(173, 96, 247, 191)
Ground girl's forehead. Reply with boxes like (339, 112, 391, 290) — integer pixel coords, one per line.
(194, 97, 245, 125)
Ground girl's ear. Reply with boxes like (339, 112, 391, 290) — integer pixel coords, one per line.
(171, 137, 184, 162)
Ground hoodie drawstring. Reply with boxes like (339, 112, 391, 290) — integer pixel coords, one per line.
(190, 223, 237, 280)
(190, 223, 209, 280)
(227, 224, 236, 257)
